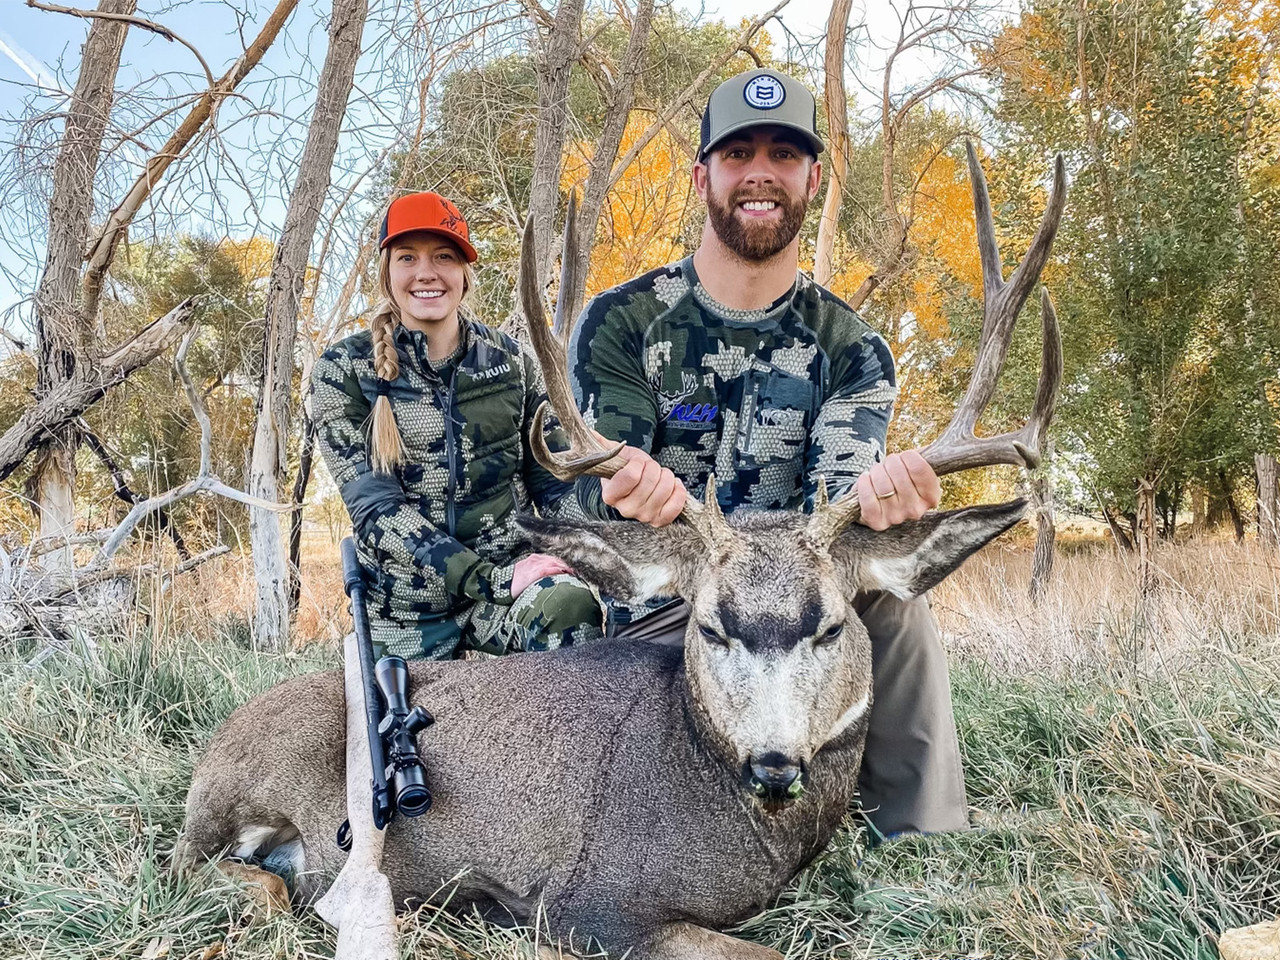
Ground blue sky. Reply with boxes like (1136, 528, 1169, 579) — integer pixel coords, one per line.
(0, 0, 968, 332)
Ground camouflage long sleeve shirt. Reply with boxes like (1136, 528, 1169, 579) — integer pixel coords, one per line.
(570, 256, 897, 519)
(312, 318, 574, 628)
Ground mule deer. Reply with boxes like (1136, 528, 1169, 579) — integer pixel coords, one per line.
(179, 144, 1065, 959)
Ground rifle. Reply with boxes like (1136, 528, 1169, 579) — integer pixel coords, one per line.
(339, 537, 433, 837)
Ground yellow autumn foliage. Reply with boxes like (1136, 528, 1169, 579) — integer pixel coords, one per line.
(562, 115, 693, 299)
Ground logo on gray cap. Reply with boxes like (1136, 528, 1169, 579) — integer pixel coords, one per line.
(743, 75, 786, 109)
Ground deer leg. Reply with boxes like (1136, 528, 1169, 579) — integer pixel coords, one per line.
(637, 923, 784, 960)
(216, 861, 291, 920)
(313, 634, 397, 960)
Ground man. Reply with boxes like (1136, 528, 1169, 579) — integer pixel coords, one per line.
(568, 68, 965, 838)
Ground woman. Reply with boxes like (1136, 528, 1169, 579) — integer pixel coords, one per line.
(311, 191, 603, 659)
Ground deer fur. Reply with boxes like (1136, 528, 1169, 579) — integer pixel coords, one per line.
(178, 500, 1025, 959)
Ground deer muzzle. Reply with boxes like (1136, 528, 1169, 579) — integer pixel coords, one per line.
(744, 753, 806, 808)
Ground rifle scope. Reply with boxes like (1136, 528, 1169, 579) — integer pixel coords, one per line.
(375, 656, 433, 817)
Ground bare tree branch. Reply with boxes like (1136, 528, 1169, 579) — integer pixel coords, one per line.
(559, 0, 655, 336)
(605, 0, 790, 194)
(0, 298, 199, 482)
(26, 0, 217, 88)
(79, 0, 300, 323)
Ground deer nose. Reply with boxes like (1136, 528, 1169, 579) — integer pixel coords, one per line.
(746, 753, 806, 804)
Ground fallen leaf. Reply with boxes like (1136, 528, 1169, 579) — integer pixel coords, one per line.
(140, 937, 171, 960)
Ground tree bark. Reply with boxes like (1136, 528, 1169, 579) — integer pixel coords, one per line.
(526, 0, 584, 284)
(1220, 469, 1246, 543)
(814, 0, 852, 287)
(1028, 449, 1055, 603)
(2, 300, 198, 483)
(31, 0, 136, 571)
(248, 0, 368, 650)
(1256, 453, 1278, 548)
(558, 0, 654, 335)
(1136, 473, 1157, 596)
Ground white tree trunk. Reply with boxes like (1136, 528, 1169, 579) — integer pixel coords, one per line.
(1257, 453, 1278, 548)
(34, 448, 77, 572)
(814, 0, 852, 287)
(31, 0, 136, 572)
(248, 0, 368, 650)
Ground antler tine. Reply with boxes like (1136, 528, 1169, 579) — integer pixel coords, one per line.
(520, 212, 709, 526)
(922, 144, 1065, 473)
(1014, 285, 1062, 465)
(808, 150, 1066, 545)
(520, 215, 626, 481)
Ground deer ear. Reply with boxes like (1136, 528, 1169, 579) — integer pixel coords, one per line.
(518, 516, 704, 604)
(830, 500, 1027, 600)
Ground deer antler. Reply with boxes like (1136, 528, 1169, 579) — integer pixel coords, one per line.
(520, 194, 708, 524)
(810, 142, 1066, 544)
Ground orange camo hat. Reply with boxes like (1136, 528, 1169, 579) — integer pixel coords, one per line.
(379, 192, 478, 263)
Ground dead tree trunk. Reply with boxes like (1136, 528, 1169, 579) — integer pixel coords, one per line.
(1219, 469, 1246, 543)
(1028, 446, 1055, 603)
(31, 0, 136, 571)
(1256, 453, 1278, 548)
(814, 0, 852, 287)
(1136, 473, 1158, 596)
(248, 0, 368, 650)
(526, 0, 584, 286)
(13, 0, 296, 574)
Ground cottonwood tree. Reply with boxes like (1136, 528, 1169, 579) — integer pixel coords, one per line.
(387, 2, 786, 332)
(987, 0, 1255, 587)
(247, 0, 369, 651)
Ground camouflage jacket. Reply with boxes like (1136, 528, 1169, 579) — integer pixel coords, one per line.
(570, 256, 897, 518)
(312, 318, 573, 626)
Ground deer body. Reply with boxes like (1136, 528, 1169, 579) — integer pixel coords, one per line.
(183, 616, 866, 957)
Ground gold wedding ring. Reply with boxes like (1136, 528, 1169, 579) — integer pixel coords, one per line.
(875, 489, 897, 500)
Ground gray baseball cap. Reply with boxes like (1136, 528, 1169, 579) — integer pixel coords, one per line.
(698, 68, 826, 161)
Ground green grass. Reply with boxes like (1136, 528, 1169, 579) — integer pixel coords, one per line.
(2, 631, 1277, 959)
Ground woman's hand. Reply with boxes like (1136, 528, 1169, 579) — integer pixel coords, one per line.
(511, 553, 576, 599)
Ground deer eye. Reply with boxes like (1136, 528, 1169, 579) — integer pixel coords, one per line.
(698, 624, 730, 649)
(815, 623, 844, 647)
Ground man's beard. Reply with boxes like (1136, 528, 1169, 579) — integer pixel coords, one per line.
(706, 183, 808, 262)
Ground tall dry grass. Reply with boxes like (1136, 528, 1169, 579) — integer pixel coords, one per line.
(3, 527, 1277, 959)
(934, 535, 1280, 674)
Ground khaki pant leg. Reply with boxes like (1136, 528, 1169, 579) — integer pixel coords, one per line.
(855, 591, 968, 837)
(609, 600, 690, 646)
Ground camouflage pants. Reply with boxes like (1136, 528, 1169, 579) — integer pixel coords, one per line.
(372, 574, 605, 660)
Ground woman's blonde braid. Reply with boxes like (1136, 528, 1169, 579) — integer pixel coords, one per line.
(368, 299, 406, 473)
